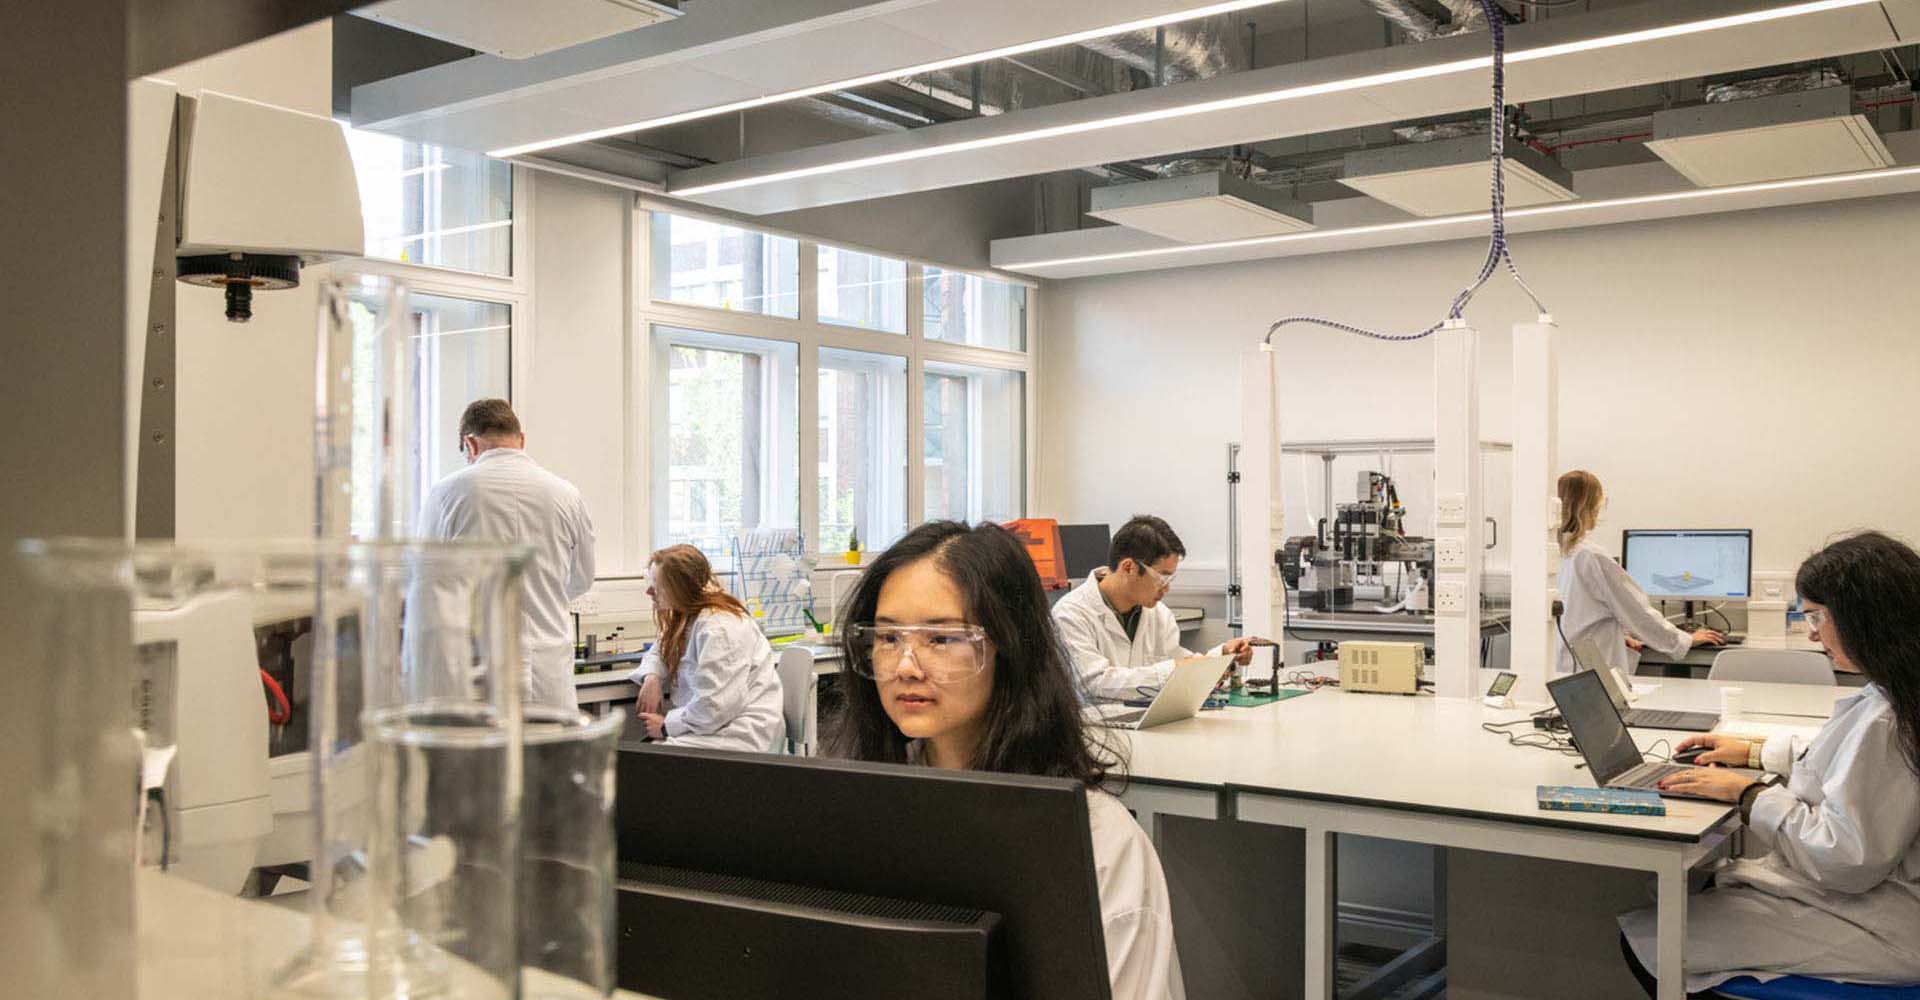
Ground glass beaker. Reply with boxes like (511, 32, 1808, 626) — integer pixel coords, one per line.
(16, 538, 530, 1000)
(519, 707, 626, 999)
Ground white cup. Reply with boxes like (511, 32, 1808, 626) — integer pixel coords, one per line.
(1720, 686, 1745, 721)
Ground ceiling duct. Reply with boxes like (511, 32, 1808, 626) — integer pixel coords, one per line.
(1339, 134, 1575, 216)
(1077, 15, 1249, 85)
(1704, 67, 1845, 103)
(1647, 84, 1894, 186)
(1088, 170, 1314, 242)
(1364, 0, 1488, 42)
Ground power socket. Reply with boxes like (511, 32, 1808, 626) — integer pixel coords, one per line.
(1436, 493, 1468, 525)
(1435, 581, 1467, 615)
(1436, 537, 1468, 570)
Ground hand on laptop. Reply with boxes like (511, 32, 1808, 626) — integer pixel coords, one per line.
(1221, 637, 1255, 667)
(1691, 629, 1727, 646)
(1624, 636, 1645, 652)
(1656, 766, 1756, 803)
(1674, 734, 1753, 767)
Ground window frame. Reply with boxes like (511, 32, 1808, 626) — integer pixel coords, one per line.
(629, 201, 1037, 572)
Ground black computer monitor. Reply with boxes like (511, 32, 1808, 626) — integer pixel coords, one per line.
(1619, 529, 1753, 602)
(1058, 523, 1113, 583)
(614, 745, 1112, 1000)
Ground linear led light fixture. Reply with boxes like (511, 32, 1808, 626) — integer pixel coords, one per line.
(1007, 163, 1920, 270)
(487, 0, 1293, 158)
(670, 0, 1883, 198)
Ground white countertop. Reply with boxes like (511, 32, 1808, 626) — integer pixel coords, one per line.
(1116, 673, 1835, 841)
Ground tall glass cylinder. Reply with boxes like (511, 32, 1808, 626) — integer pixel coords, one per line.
(315, 273, 415, 543)
(519, 707, 626, 999)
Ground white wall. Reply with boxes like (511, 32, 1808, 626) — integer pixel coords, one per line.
(1038, 193, 1920, 584)
(160, 21, 333, 539)
(524, 171, 634, 574)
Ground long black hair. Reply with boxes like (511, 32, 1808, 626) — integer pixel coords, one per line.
(827, 520, 1122, 788)
(1796, 530, 1920, 777)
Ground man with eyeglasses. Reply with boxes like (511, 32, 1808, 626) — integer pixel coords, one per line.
(1052, 515, 1254, 702)
(416, 398, 596, 710)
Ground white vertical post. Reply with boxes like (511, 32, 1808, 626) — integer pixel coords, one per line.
(1432, 320, 1482, 698)
(1238, 343, 1283, 644)
(1510, 318, 1560, 702)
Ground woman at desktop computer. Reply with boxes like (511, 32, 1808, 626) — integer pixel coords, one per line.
(1616, 530, 1920, 994)
(1555, 470, 1723, 675)
(628, 544, 785, 752)
(828, 520, 1186, 1000)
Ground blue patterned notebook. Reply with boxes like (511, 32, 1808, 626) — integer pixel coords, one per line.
(1537, 785, 1666, 816)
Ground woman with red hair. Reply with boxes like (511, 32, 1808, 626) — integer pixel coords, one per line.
(627, 544, 784, 752)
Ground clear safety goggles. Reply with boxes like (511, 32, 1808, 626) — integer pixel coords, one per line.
(1140, 562, 1177, 592)
(845, 623, 989, 685)
(1805, 607, 1830, 632)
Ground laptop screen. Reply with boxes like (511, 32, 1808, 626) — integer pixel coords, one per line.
(1547, 670, 1646, 785)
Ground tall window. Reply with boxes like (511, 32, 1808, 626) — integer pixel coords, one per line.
(818, 349, 908, 553)
(818, 246, 906, 334)
(658, 327, 799, 563)
(643, 211, 1032, 577)
(651, 214, 799, 318)
(413, 295, 512, 499)
(346, 129, 512, 275)
(923, 363, 1024, 524)
(924, 267, 1027, 352)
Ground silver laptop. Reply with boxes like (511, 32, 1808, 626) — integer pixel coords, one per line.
(1547, 670, 1753, 800)
(1573, 645, 1719, 732)
(1094, 655, 1232, 731)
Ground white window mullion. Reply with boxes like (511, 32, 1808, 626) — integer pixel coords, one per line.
(797, 338, 820, 555)
(906, 263, 926, 528)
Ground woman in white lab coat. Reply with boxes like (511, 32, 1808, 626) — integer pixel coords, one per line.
(1555, 470, 1723, 675)
(628, 544, 784, 752)
(827, 521, 1186, 1000)
(1617, 530, 1920, 994)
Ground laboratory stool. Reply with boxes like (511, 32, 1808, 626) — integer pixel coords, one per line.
(1714, 976, 1920, 999)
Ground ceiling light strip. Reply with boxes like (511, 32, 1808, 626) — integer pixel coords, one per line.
(669, 0, 1883, 198)
(1007, 163, 1920, 270)
(488, 0, 1292, 158)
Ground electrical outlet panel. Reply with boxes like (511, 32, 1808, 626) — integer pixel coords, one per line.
(1436, 493, 1468, 525)
(1545, 540, 1562, 574)
(1548, 495, 1563, 526)
(1435, 581, 1468, 615)
(1436, 537, 1468, 569)
(1270, 502, 1287, 533)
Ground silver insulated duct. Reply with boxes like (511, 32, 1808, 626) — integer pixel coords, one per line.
(1365, 0, 1488, 41)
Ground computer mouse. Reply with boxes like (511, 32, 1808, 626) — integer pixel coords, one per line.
(1673, 747, 1709, 765)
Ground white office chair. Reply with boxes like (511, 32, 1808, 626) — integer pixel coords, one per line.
(777, 645, 820, 755)
(1707, 648, 1833, 686)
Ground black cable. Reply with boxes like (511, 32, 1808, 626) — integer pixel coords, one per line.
(1263, 0, 1548, 346)
(1706, 605, 1734, 633)
(1481, 718, 1582, 756)
(148, 788, 171, 872)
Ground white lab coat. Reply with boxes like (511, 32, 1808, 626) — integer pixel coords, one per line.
(1088, 788, 1188, 1000)
(627, 609, 785, 753)
(414, 448, 595, 710)
(1554, 538, 1693, 675)
(1620, 684, 1920, 991)
(1053, 570, 1219, 702)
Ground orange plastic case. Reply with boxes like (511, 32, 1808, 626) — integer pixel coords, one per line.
(1003, 518, 1070, 591)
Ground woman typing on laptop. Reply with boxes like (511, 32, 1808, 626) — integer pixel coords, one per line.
(1617, 531, 1920, 994)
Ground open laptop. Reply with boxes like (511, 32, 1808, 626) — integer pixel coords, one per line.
(1570, 635, 1719, 732)
(1547, 670, 1754, 800)
(1093, 655, 1232, 730)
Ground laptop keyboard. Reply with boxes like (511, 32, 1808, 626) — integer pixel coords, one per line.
(1626, 708, 1714, 729)
(1617, 763, 1689, 790)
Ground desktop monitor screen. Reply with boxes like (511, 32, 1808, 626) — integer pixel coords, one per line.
(1620, 529, 1752, 601)
(1058, 524, 1113, 583)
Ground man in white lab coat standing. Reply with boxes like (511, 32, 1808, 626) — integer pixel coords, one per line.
(417, 398, 596, 710)
(1051, 515, 1253, 702)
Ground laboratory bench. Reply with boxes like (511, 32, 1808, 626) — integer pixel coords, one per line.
(1114, 671, 1838, 1000)
(1635, 632, 1868, 685)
